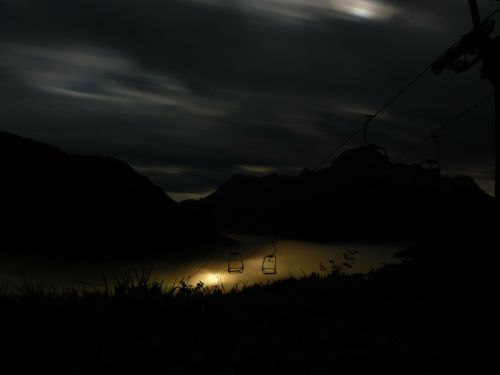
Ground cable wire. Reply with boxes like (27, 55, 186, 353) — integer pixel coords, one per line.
(393, 91, 494, 162)
(313, 5, 500, 171)
(313, 124, 365, 170)
(314, 65, 432, 170)
(485, 6, 500, 21)
(188, 5, 500, 284)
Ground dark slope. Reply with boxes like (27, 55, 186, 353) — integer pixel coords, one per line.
(185, 145, 494, 241)
(0, 131, 214, 257)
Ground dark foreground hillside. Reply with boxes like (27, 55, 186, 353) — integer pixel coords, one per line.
(0, 229, 498, 375)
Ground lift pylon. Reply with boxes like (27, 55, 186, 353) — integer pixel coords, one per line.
(432, 0, 500, 199)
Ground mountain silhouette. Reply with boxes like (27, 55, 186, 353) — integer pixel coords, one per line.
(2, 130, 493, 255)
(0, 131, 215, 258)
(184, 145, 494, 241)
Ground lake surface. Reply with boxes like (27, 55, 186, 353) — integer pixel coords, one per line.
(0, 236, 411, 291)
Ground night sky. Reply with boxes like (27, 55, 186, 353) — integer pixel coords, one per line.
(0, 0, 497, 200)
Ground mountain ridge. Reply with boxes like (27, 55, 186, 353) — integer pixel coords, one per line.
(184, 145, 493, 241)
(0, 130, 215, 258)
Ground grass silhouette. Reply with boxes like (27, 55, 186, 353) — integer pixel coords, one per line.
(0, 245, 498, 374)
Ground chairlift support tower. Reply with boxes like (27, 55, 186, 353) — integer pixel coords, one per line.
(432, 0, 500, 199)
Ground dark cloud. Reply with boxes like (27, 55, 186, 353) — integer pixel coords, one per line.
(0, 0, 497, 197)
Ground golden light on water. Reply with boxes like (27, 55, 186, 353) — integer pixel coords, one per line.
(204, 273, 222, 285)
(0, 240, 409, 291)
(181, 240, 409, 289)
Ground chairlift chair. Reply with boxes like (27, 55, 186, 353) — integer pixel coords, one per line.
(227, 252, 244, 274)
(370, 144, 388, 158)
(261, 241, 277, 275)
(421, 159, 441, 174)
(363, 114, 388, 157)
(420, 135, 441, 175)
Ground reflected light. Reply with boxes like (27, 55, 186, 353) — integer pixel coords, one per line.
(205, 273, 221, 285)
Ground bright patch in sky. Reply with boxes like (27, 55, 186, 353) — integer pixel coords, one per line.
(351, 7, 372, 19)
(329, 0, 398, 21)
(196, 0, 399, 22)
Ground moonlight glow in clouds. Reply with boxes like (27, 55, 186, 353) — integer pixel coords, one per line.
(197, 0, 399, 22)
(329, 0, 398, 21)
(0, 0, 495, 197)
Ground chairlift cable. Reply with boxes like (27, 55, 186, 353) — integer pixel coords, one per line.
(314, 64, 432, 170)
(485, 6, 500, 21)
(313, 5, 500, 171)
(187, 6, 500, 285)
(393, 91, 494, 162)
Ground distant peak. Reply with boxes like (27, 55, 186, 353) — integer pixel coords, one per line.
(330, 145, 390, 168)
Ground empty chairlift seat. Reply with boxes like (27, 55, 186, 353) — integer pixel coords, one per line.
(420, 135, 441, 175)
(262, 241, 277, 275)
(227, 252, 244, 274)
